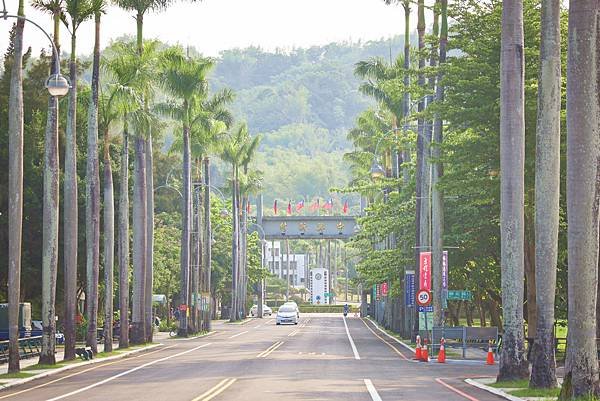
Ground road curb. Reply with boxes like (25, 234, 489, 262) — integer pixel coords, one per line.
(0, 343, 163, 392)
(464, 378, 525, 401)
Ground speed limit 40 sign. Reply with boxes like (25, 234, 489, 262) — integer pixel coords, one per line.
(416, 289, 431, 307)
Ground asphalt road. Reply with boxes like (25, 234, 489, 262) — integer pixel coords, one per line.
(0, 314, 506, 401)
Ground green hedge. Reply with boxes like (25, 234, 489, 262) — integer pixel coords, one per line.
(297, 305, 359, 313)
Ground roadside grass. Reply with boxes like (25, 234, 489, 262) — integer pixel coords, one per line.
(23, 363, 67, 371)
(0, 372, 34, 379)
(488, 379, 529, 389)
(508, 387, 560, 398)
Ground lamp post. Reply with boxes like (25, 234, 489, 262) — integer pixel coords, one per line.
(1, 3, 70, 97)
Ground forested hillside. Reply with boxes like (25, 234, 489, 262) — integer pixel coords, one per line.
(209, 36, 414, 205)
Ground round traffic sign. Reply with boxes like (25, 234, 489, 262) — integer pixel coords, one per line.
(416, 290, 431, 306)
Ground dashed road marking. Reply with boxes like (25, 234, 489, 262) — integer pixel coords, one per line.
(228, 330, 248, 339)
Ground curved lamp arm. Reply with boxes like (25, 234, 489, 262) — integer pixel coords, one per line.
(1, 11, 62, 76)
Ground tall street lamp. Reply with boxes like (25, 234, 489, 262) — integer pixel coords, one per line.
(2, 1, 70, 97)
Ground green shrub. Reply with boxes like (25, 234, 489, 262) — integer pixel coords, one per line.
(159, 320, 177, 332)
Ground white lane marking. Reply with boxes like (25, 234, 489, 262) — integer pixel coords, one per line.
(343, 315, 360, 360)
(44, 343, 212, 401)
(228, 330, 249, 339)
(364, 379, 383, 401)
(288, 330, 299, 337)
(191, 378, 237, 401)
(176, 331, 218, 341)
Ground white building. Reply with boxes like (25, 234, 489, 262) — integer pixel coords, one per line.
(264, 241, 309, 288)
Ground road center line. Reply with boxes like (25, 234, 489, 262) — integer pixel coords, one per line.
(228, 330, 248, 339)
(262, 341, 284, 358)
(364, 379, 383, 401)
(256, 341, 282, 358)
(343, 315, 360, 360)
(44, 343, 212, 401)
(191, 378, 237, 401)
(436, 378, 480, 401)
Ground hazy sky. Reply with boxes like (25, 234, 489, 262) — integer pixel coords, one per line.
(0, 0, 421, 57)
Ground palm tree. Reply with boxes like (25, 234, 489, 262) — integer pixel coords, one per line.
(220, 124, 260, 321)
(431, 0, 446, 328)
(498, 0, 529, 381)
(7, 0, 26, 373)
(116, 0, 186, 343)
(32, 0, 64, 366)
(529, 0, 561, 389)
(84, 0, 105, 355)
(62, 0, 93, 360)
(157, 48, 215, 334)
(103, 40, 152, 348)
(169, 93, 233, 330)
(100, 90, 116, 353)
(559, 0, 600, 397)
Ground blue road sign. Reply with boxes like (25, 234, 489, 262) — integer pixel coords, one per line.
(405, 271, 415, 307)
(418, 306, 433, 313)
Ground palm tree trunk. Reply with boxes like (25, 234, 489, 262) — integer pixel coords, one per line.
(145, 134, 154, 342)
(432, 0, 447, 328)
(401, 0, 412, 337)
(498, 0, 529, 381)
(119, 124, 130, 348)
(132, 135, 147, 343)
(39, 12, 61, 366)
(413, 0, 425, 336)
(7, 3, 25, 373)
(180, 124, 191, 334)
(85, 14, 101, 353)
(560, 0, 600, 397)
(63, 21, 79, 362)
(230, 170, 238, 322)
(193, 169, 203, 331)
(103, 126, 115, 353)
(203, 157, 212, 330)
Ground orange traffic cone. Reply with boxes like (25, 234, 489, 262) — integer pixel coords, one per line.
(415, 335, 422, 360)
(422, 339, 429, 362)
(486, 339, 495, 365)
(438, 338, 446, 363)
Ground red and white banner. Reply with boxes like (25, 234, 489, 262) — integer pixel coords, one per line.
(419, 252, 431, 291)
(381, 282, 388, 297)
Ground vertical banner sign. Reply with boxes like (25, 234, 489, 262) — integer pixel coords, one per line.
(419, 252, 432, 291)
(376, 284, 381, 301)
(442, 251, 448, 290)
(405, 271, 415, 307)
(372, 284, 377, 302)
(381, 282, 389, 297)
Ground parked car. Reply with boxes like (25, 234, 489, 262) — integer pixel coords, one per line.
(250, 305, 272, 317)
(276, 305, 299, 325)
(282, 301, 300, 318)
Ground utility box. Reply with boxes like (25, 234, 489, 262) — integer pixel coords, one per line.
(0, 303, 32, 331)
